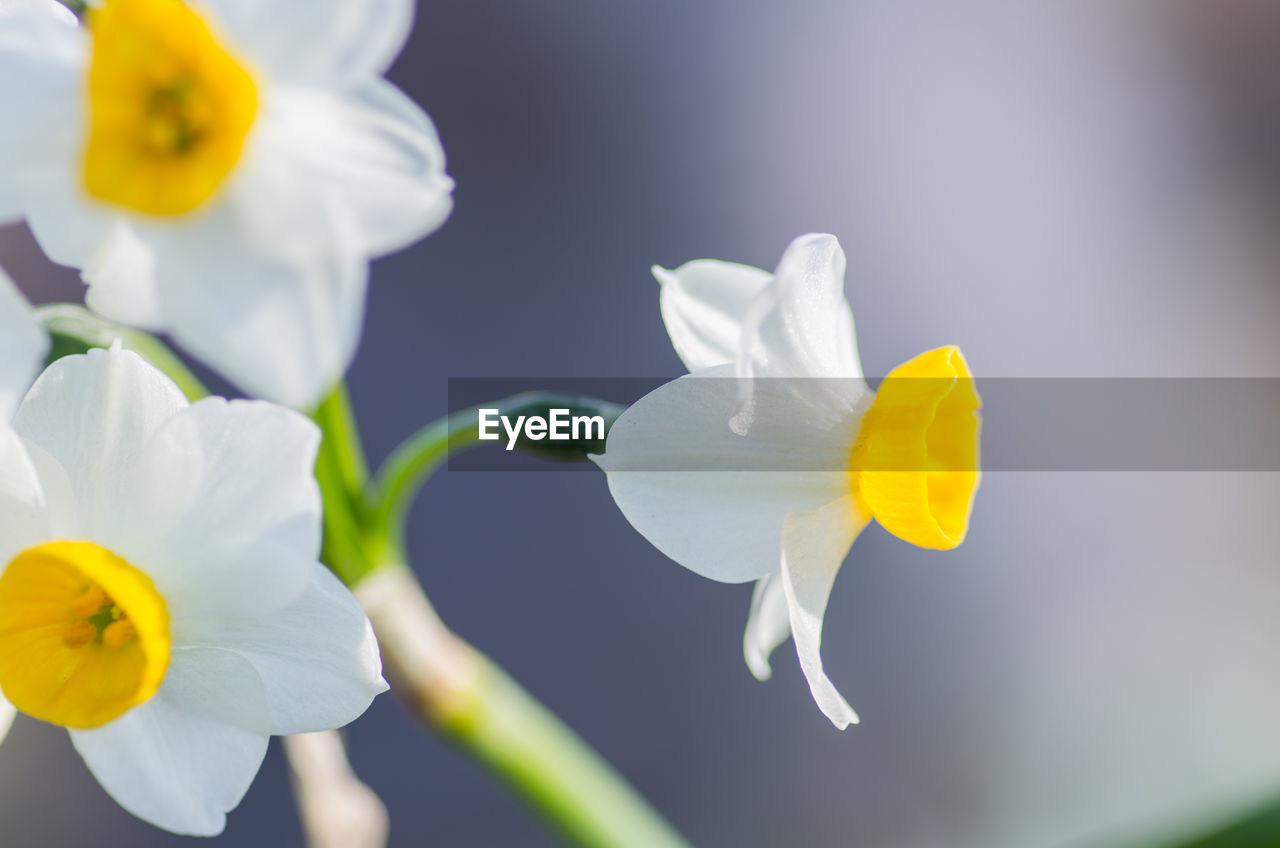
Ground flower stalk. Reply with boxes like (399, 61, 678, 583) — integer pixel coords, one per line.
(356, 566, 691, 848)
(367, 392, 623, 564)
(315, 388, 689, 848)
(34, 304, 209, 401)
(283, 731, 389, 848)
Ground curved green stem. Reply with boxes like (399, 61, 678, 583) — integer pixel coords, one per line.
(368, 392, 623, 563)
(35, 304, 209, 401)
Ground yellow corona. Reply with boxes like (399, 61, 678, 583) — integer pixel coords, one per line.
(0, 541, 170, 729)
(83, 0, 257, 215)
(854, 346, 981, 549)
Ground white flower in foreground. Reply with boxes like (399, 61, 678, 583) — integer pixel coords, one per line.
(0, 346, 387, 834)
(595, 233, 981, 728)
(0, 0, 453, 408)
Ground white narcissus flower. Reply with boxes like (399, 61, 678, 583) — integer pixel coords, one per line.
(0, 0, 454, 409)
(594, 233, 981, 729)
(0, 345, 387, 835)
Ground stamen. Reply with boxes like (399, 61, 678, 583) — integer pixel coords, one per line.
(62, 620, 98, 649)
(69, 585, 108, 619)
(102, 619, 137, 648)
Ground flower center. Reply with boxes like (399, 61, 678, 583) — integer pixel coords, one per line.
(0, 541, 170, 729)
(82, 0, 258, 216)
(852, 346, 981, 549)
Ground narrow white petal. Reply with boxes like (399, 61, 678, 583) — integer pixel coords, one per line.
(184, 564, 387, 735)
(737, 233, 863, 382)
(743, 574, 791, 681)
(0, 269, 47, 420)
(779, 495, 869, 729)
(83, 223, 165, 330)
(117, 397, 322, 620)
(205, 0, 414, 87)
(654, 259, 773, 372)
(0, 695, 14, 744)
(265, 80, 453, 256)
(70, 650, 271, 836)
(150, 157, 366, 409)
(595, 365, 854, 584)
(12, 348, 187, 546)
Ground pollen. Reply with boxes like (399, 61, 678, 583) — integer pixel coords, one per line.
(82, 0, 258, 216)
(102, 619, 138, 649)
(0, 541, 170, 729)
(853, 346, 981, 549)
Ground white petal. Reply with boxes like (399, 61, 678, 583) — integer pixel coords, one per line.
(595, 365, 855, 584)
(779, 495, 869, 729)
(0, 427, 51, 566)
(743, 574, 791, 681)
(183, 564, 387, 735)
(22, 168, 117, 270)
(0, 695, 14, 744)
(83, 222, 165, 330)
(655, 259, 774, 372)
(116, 397, 322, 621)
(738, 233, 863, 382)
(0, 1, 84, 222)
(264, 80, 453, 256)
(0, 0, 76, 31)
(70, 648, 271, 836)
(204, 0, 414, 87)
(12, 347, 188, 545)
(0, 269, 47, 420)
(148, 154, 366, 409)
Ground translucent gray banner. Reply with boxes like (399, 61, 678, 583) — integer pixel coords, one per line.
(446, 377, 1280, 471)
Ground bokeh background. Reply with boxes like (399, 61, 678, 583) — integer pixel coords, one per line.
(2, 0, 1280, 845)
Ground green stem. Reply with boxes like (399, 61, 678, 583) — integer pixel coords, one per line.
(312, 385, 371, 495)
(35, 304, 209, 401)
(451, 659, 690, 848)
(356, 564, 690, 848)
(1110, 794, 1280, 848)
(312, 386, 376, 586)
(317, 390, 686, 848)
(369, 392, 623, 560)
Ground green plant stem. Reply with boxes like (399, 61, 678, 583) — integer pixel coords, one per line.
(1102, 794, 1280, 848)
(356, 565, 691, 848)
(317, 389, 687, 848)
(451, 660, 688, 848)
(369, 392, 624, 562)
(35, 304, 209, 400)
(313, 385, 371, 495)
(312, 387, 376, 585)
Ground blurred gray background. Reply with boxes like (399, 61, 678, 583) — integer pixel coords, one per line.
(2, 0, 1279, 846)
